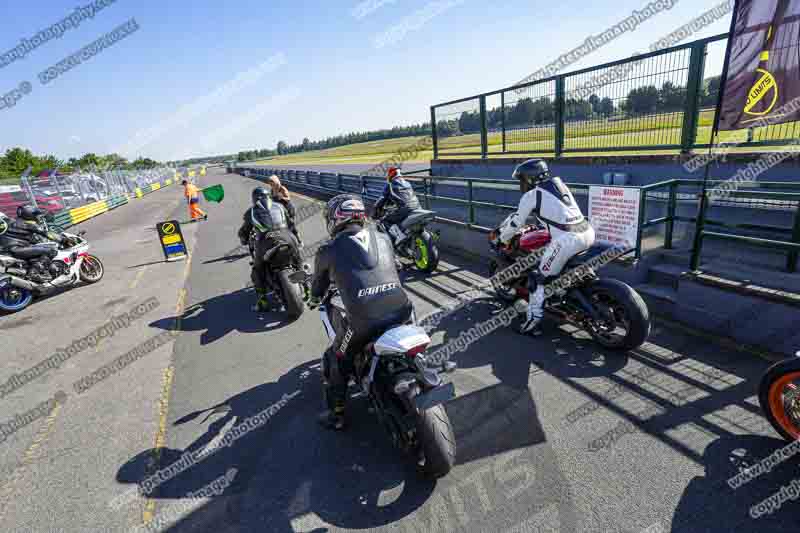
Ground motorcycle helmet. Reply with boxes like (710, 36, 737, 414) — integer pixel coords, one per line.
(512, 159, 551, 192)
(387, 167, 401, 181)
(17, 205, 43, 221)
(252, 186, 270, 207)
(325, 194, 367, 237)
(0, 211, 9, 234)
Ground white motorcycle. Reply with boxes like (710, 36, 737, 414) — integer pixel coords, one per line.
(0, 229, 104, 314)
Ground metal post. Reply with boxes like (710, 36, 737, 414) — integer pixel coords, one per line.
(787, 202, 800, 273)
(468, 180, 475, 226)
(690, 156, 715, 272)
(479, 96, 488, 159)
(423, 178, 430, 209)
(50, 167, 64, 206)
(635, 188, 647, 259)
(337, 173, 343, 191)
(680, 42, 706, 153)
(430, 106, 439, 160)
(20, 166, 36, 208)
(501, 91, 506, 153)
(555, 77, 565, 158)
(665, 181, 677, 249)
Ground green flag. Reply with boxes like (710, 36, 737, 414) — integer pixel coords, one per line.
(202, 184, 225, 203)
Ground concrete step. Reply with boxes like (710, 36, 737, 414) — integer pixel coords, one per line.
(656, 249, 693, 267)
(647, 263, 690, 289)
(636, 282, 677, 305)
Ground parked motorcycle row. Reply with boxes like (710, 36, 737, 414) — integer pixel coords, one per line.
(0, 213, 103, 313)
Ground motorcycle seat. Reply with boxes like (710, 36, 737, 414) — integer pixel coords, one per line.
(565, 244, 630, 270)
(400, 210, 435, 229)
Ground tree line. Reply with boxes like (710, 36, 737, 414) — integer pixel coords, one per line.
(236, 123, 431, 162)
(0, 148, 164, 179)
(437, 76, 722, 135)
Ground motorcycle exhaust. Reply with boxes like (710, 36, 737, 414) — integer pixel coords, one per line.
(7, 275, 38, 292)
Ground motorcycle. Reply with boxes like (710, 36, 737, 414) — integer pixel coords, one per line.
(300, 279, 458, 477)
(488, 224, 650, 351)
(252, 232, 309, 320)
(0, 228, 104, 314)
(758, 351, 800, 442)
(375, 206, 441, 273)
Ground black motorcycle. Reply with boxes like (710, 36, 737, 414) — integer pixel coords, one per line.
(375, 206, 441, 273)
(250, 232, 309, 320)
(301, 281, 457, 477)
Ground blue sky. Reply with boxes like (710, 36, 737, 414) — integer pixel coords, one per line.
(0, 0, 733, 161)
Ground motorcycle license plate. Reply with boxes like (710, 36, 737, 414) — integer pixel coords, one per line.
(414, 382, 455, 411)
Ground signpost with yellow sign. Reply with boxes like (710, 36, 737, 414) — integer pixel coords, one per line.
(156, 220, 188, 262)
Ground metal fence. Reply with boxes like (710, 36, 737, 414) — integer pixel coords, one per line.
(431, 33, 800, 159)
(242, 166, 800, 274)
(0, 166, 177, 219)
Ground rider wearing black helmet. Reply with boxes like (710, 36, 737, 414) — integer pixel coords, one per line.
(237, 186, 303, 312)
(497, 159, 595, 336)
(309, 193, 412, 430)
(0, 205, 68, 281)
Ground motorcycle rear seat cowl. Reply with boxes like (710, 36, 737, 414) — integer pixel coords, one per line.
(401, 210, 435, 229)
(565, 243, 628, 269)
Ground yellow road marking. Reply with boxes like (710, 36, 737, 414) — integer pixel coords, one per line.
(131, 266, 148, 290)
(142, 365, 175, 524)
(141, 227, 197, 526)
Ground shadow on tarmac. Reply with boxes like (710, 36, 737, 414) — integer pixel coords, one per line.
(148, 287, 295, 345)
(671, 434, 800, 531)
(116, 360, 439, 532)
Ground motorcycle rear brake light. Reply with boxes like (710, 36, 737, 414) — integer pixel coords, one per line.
(406, 343, 429, 357)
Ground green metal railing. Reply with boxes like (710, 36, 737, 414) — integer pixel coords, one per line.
(431, 33, 800, 160)
(244, 167, 800, 273)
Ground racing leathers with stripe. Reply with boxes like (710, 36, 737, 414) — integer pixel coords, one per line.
(310, 223, 412, 411)
(499, 176, 595, 328)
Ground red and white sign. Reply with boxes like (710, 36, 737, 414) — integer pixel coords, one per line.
(588, 186, 640, 248)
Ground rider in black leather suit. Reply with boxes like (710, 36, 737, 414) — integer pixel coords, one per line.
(310, 194, 413, 430)
(0, 206, 66, 279)
(237, 187, 302, 312)
(372, 167, 421, 244)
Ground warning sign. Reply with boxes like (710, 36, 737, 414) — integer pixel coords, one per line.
(588, 186, 640, 248)
(156, 220, 187, 262)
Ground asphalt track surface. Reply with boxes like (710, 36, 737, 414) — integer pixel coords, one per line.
(1, 168, 799, 532)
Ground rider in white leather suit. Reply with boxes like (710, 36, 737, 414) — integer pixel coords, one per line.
(498, 159, 595, 336)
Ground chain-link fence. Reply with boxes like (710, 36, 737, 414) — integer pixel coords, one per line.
(431, 33, 800, 159)
(0, 166, 177, 219)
